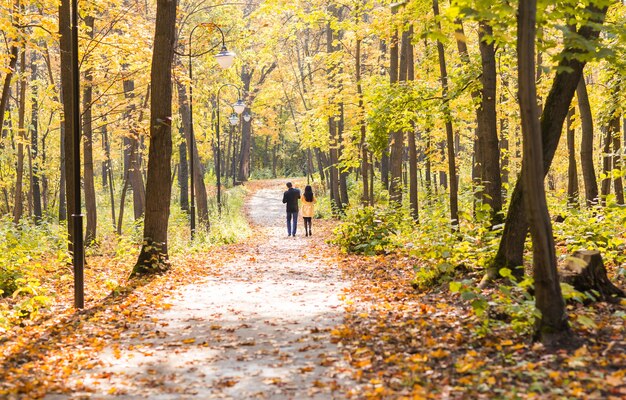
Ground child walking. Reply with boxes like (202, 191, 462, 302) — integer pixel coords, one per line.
(301, 185, 316, 237)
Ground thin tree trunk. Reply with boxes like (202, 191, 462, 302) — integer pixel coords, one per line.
(175, 80, 207, 223)
(326, 8, 341, 213)
(122, 79, 146, 220)
(133, 0, 176, 275)
(610, 115, 624, 205)
(566, 108, 579, 207)
(500, 82, 510, 192)
(601, 125, 612, 203)
(433, 0, 459, 229)
(577, 76, 598, 207)
(83, 14, 97, 245)
(59, 123, 67, 221)
(389, 23, 404, 203)
(0, 14, 19, 133)
(13, 48, 27, 224)
(102, 123, 116, 231)
(407, 28, 418, 221)
(178, 129, 189, 211)
(356, 37, 369, 205)
(338, 102, 349, 207)
(117, 177, 128, 235)
(31, 55, 42, 223)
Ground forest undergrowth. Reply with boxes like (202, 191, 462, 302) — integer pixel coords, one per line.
(329, 187, 626, 398)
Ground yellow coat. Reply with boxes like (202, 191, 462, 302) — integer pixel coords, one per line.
(301, 196, 316, 218)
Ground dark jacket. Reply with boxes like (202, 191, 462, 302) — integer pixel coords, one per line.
(282, 188, 301, 212)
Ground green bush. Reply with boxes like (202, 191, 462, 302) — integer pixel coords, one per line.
(330, 205, 410, 255)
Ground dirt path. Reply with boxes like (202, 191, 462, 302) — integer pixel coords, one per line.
(50, 182, 352, 399)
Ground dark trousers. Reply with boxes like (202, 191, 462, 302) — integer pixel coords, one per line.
(303, 217, 312, 233)
(286, 211, 298, 236)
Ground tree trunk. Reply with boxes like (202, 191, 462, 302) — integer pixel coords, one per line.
(407, 26, 418, 221)
(83, 14, 97, 245)
(132, 0, 176, 275)
(500, 77, 510, 192)
(433, 0, 459, 229)
(600, 125, 612, 203)
(338, 103, 349, 207)
(0, 25, 19, 134)
(389, 23, 404, 203)
(175, 79, 207, 223)
(30, 59, 42, 223)
(478, 22, 503, 224)
(102, 123, 116, 231)
(566, 108, 579, 207)
(315, 148, 327, 191)
(560, 250, 625, 303)
(356, 37, 369, 205)
(326, 9, 341, 213)
(122, 79, 146, 220)
(577, 77, 598, 207)
(59, 123, 67, 221)
(13, 48, 27, 224)
(177, 129, 189, 211)
(610, 116, 624, 205)
(483, 3, 607, 284)
(518, 0, 570, 347)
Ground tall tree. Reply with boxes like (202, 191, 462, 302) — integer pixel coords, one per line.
(517, 0, 570, 347)
(176, 78, 208, 224)
(83, 14, 97, 245)
(326, 5, 341, 213)
(477, 21, 502, 223)
(577, 76, 598, 207)
(30, 57, 42, 223)
(132, 0, 177, 275)
(566, 108, 579, 206)
(389, 13, 404, 204)
(483, 2, 608, 282)
(406, 25, 419, 221)
(13, 48, 26, 224)
(433, 0, 459, 229)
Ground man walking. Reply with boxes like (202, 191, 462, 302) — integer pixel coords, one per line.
(282, 182, 301, 236)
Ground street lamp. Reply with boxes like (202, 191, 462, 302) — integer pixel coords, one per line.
(228, 113, 239, 126)
(187, 23, 234, 240)
(215, 83, 245, 214)
(243, 111, 252, 122)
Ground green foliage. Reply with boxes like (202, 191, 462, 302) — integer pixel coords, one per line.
(551, 203, 626, 268)
(451, 270, 537, 337)
(329, 205, 412, 255)
(0, 218, 64, 330)
(168, 185, 252, 254)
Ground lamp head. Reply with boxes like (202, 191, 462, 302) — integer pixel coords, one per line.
(228, 113, 239, 126)
(243, 112, 251, 122)
(215, 46, 235, 69)
(233, 99, 246, 114)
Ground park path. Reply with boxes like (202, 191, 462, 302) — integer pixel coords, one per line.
(50, 181, 352, 399)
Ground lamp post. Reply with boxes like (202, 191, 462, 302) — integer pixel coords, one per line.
(188, 23, 234, 240)
(71, 0, 84, 309)
(215, 84, 245, 214)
